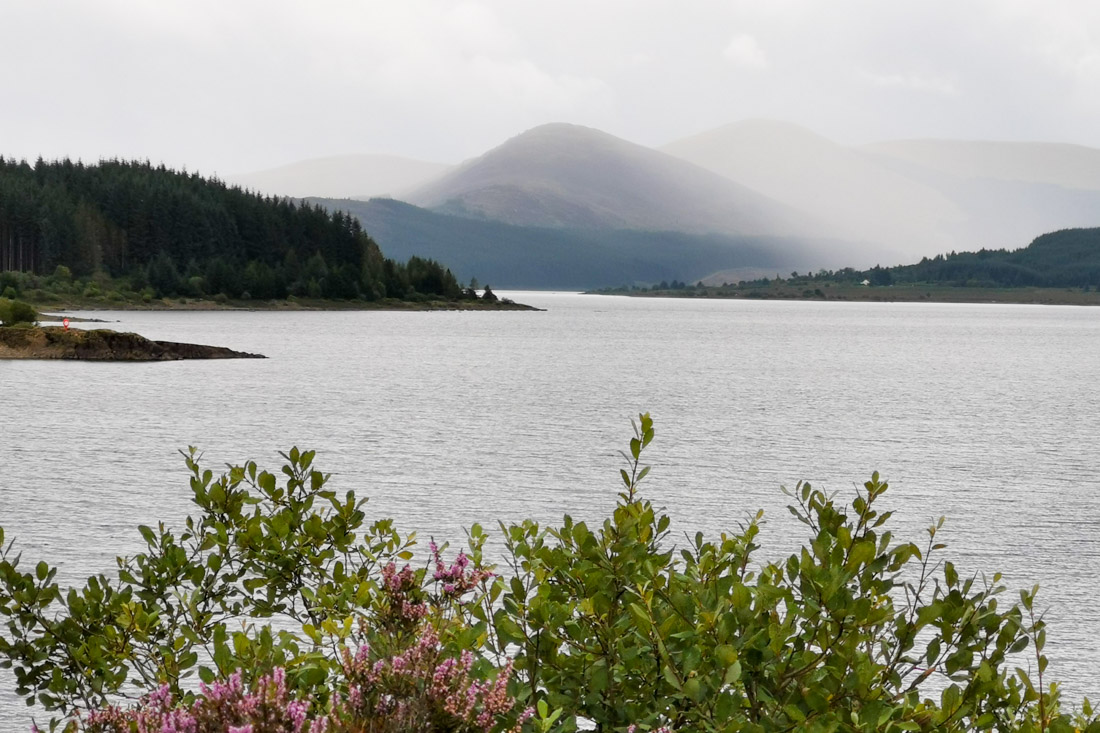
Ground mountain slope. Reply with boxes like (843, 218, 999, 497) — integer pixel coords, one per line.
(661, 120, 1100, 257)
(403, 123, 816, 237)
(313, 197, 845, 290)
(861, 140, 1100, 251)
(226, 154, 450, 199)
(661, 119, 963, 260)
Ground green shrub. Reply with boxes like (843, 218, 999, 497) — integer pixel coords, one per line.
(0, 419, 1096, 732)
(0, 297, 37, 326)
(51, 265, 73, 284)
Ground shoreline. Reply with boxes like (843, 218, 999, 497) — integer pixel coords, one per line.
(0, 325, 265, 361)
(26, 296, 543, 314)
(587, 285, 1100, 307)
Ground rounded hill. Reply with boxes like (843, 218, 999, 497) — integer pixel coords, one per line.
(404, 123, 815, 237)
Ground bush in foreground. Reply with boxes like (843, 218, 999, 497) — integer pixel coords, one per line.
(1, 417, 1097, 732)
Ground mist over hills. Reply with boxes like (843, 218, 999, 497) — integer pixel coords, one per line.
(298, 119, 1100, 289)
(226, 154, 449, 199)
(862, 140, 1100, 251)
(660, 120, 963, 261)
(863, 139, 1100, 191)
(311, 197, 837, 290)
(404, 123, 818, 238)
(658, 119, 1100, 261)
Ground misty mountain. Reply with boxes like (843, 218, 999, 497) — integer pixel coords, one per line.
(402, 123, 818, 238)
(226, 154, 450, 199)
(311, 197, 841, 290)
(662, 120, 1100, 259)
(661, 119, 963, 261)
(863, 139, 1100, 191)
(863, 140, 1100, 251)
(260, 121, 1100, 289)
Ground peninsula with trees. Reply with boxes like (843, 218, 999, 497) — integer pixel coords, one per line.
(0, 157, 530, 310)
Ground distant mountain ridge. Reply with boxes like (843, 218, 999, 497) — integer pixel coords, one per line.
(227, 154, 450, 199)
(284, 120, 1100, 289)
(661, 119, 1100, 260)
(863, 139, 1100, 191)
(660, 119, 964, 260)
(404, 123, 818, 238)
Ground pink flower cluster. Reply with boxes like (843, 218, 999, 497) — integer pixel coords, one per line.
(379, 561, 429, 628)
(79, 631, 532, 733)
(430, 541, 494, 598)
(333, 628, 531, 733)
(83, 668, 310, 733)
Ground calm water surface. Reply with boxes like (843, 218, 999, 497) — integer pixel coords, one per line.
(2, 292, 1099, 727)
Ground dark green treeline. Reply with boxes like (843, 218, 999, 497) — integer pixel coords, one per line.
(808, 228, 1100, 289)
(0, 157, 465, 300)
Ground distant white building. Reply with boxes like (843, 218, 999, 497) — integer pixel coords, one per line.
(861, 279, 871, 286)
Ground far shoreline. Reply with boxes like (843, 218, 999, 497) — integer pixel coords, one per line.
(586, 284, 1100, 307)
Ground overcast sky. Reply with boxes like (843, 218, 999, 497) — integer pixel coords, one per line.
(3, 0, 1100, 175)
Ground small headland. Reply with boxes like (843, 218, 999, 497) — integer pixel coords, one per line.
(32, 296, 542, 312)
(0, 326, 265, 361)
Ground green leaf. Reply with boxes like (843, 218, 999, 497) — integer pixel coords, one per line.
(847, 540, 876, 569)
(297, 666, 327, 687)
(723, 660, 742, 685)
(138, 525, 156, 546)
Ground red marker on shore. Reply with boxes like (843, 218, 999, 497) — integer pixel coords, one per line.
(63, 318, 70, 331)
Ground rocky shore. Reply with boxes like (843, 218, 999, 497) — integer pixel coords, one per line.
(0, 326, 265, 361)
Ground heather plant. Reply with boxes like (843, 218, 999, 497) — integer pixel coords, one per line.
(0, 448, 504, 730)
(79, 633, 531, 733)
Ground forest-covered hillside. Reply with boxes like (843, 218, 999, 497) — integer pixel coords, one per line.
(600, 228, 1100, 305)
(311, 197, 845, 289)
(0, 157, 468, 301)
(864, 227, 1100, 288)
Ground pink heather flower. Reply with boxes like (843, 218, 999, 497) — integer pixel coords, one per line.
(200, 670, 244, 701)
(287, 699, 309, 728)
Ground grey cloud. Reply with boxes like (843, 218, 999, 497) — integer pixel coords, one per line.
(2, 0, 1099, 174)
